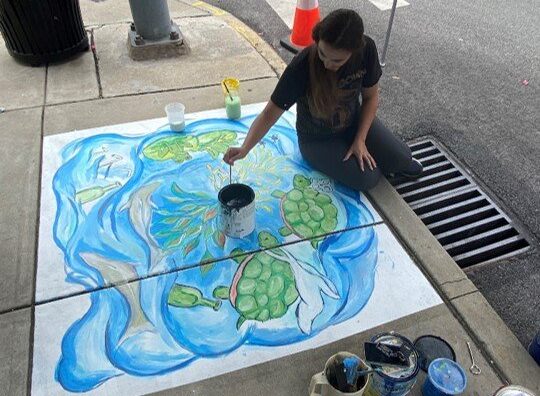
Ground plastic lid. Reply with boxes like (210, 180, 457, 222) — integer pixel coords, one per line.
(494, 386, 538, 396)
(428, 358, 467, 395)
(414, 335, 456, 372)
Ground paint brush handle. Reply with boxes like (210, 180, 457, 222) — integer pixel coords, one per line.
(229, 164, 232, 185)
(356, 368, 379, 376)
(223, 82, 233, 101)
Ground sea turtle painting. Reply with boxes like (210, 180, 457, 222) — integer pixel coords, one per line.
(272, 174, 338, 247)
(212, 232, 300, 329)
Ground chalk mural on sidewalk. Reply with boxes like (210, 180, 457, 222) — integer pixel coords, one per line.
(32, 104, 441, 395)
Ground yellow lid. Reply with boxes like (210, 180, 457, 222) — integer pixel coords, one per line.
(222, 78, 240, 94)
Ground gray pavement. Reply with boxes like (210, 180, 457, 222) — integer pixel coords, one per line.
(206, 0, 540, 350)
(0, 0, 539, 394)
(155, 304, 504, 396)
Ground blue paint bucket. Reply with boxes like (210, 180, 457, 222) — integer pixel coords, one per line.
(364, 333, 419, 396)
(527, 331, 540, 365)
(422, 358, 467, 395)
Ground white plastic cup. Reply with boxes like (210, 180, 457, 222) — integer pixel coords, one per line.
(165, 103, 186, 132)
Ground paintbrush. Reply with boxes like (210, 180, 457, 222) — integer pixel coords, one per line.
(223, 81, 233, 101)
(342, 356, 381, 392)
(342, 356, 360, 392)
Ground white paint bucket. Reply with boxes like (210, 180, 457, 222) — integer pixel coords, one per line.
(309, 352, 371, 396)
(218, 183, 255, 238)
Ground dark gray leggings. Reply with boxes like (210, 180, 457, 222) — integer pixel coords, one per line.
(298, 117, 412, 191)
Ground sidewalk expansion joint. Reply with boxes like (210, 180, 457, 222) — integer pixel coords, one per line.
(3, 222, 383, 315)
(89, 29, 103, 99)
(27, 64, 48, 396)
(40, 76, 277, 110)
(449, 289, 478, 301)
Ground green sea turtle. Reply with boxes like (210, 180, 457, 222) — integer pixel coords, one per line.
(213, 232, 299, 329)
(272, 174, 338, 247)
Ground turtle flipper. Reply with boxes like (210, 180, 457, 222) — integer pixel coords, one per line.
(236, 315, 246, 329)
(230, 248, 246, 264)
(271, 190, 285, 199)
(279, 226, 293, 237)
(310, 237, 324, 249)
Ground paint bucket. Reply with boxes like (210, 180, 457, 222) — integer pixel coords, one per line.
(422, 358, 467, 395)
(493, 385, 537, 396)
(218, 183, 255, 238)
(364, 333, 419, 396)
(309, 352, 372, 396)
(527, 330, 540, 365)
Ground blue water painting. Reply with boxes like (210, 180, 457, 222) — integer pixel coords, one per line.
(51, 112, 378, 392)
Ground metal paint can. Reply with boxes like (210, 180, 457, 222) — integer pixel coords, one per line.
(218, 183, 255, 238)
(364, 332, 420, 396)
(493, 386, 537, 396)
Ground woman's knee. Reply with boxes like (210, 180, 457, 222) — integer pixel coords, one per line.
(367, 119, 412, 172)
(341, 170, 381, 192)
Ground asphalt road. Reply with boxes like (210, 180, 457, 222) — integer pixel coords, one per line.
(206, 0, 540, 347)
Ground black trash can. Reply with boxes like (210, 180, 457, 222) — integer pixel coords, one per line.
(0, 0, 88, 66)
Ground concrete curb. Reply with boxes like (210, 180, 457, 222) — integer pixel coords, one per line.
(190, 1, 286, 76)
(367, 178, 540, 391)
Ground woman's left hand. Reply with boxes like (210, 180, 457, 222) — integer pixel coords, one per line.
(343, 139, 377, 171)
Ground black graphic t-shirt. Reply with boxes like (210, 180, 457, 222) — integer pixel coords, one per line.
(271, 36, 382, 136)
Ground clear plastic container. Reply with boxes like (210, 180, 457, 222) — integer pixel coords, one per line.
(165, 102, 186, 131)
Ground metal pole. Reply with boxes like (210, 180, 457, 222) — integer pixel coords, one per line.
(128, 0, 172, 40)
(380, 0, 398, 67)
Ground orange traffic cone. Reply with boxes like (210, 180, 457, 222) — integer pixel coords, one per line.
(280, 0, 321, 54)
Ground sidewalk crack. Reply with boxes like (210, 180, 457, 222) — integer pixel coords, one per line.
(89, 28, 103, 99)
(440, 277, 468, 286)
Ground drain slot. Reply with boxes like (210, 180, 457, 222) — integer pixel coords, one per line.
(412, 188, 480, 214)
(419, 197, 491, 224)
(453, 237, 529, 268)
(401, 176, 470, 203)
(445, 225, 518, 256)
(429, 207, 499, 235)
(436, 217, 509, 245)
(390, 139, 530, 268)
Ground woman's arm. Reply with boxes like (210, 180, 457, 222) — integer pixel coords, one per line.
(343, 83, 379, 171)
(355, 83, 379, 143)
(223, 100, 285, 165)
(242, 101, 285, 151)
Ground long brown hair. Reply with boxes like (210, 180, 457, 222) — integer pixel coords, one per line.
(308, 9, 365, 119)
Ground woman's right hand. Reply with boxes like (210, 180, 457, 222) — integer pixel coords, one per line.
(223, 146, 248, 165)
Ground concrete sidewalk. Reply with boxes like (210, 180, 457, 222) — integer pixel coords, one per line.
(0, 0, 538, 395)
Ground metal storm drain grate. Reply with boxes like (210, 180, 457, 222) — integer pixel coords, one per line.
(389, 139, 530, 268)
